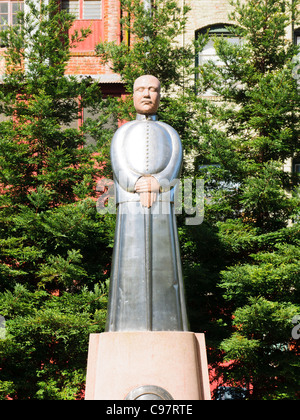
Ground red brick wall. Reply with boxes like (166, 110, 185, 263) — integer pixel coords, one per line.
(66, 0, 121, 76)
(65, 52, 107, 76)
(0, 1, 121, 79)
(104, 0, 121, 43)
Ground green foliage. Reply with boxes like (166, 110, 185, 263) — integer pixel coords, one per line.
(0, 198, 114, 291)
(220, 243, 300, 306)
(94, 0, 206, 146)
(197, 0, 300, 399)
(220, 297, 300, 399)
(96, 0, 194, 93)
(0, 0, 112, 399)
(0, 283, 108, 400)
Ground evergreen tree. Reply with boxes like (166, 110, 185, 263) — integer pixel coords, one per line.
(96, 0, 193, 93)
(197, 0, 300, 399)
(0, 0, 112, 399)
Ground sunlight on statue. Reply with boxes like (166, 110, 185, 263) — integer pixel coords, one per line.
(106, 75, 188, 332)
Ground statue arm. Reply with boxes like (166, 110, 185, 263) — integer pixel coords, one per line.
(152, 122, 183, 191)
(110, 120, 182, 205)
(110, 122, 141, 193)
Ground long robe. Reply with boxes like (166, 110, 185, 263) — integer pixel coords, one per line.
(106, 114, 188, 332)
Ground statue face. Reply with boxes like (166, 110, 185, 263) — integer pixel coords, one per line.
(133, 75, 161, 115)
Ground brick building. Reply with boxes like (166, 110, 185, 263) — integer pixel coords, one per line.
(0, 0, 299, 177)
(1, 0, 299, 96)
(1, 1, 299, 80)
(0, 0, 299, 184)
(183, 0, 300, 174)
(0, 0, 125, 94)
(61, 0, 124, 97)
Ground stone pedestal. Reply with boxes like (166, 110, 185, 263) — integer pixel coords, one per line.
(85, 331, 211, 400)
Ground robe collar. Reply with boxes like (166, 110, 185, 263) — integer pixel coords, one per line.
(136, 114, 158, 121)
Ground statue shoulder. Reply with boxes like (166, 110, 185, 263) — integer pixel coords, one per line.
(156, 121, 181, 141)
(157, 121, 179, 137)
(111, 121, 135, 145)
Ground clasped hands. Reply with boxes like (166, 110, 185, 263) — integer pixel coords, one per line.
(135, 176, 160, 208)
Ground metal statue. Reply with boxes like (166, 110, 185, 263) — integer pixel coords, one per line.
(106, 75, 188, 332)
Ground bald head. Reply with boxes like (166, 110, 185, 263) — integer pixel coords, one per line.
(133, 75, 161, 115)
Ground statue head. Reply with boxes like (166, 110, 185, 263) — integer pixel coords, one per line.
(133, 75, 161, 115)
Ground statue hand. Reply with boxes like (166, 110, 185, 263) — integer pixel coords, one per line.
(135, 176, 160, 208)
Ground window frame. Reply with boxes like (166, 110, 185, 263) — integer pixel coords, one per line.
(292, 28, 300, 90)
(195, 24, 241, 97)
(61, 0, 103, 21)
(294, 28, 300, 47)
(196, 24, 241, 68)
(0, 0, 23, 31)
(293, 159, 300, 175)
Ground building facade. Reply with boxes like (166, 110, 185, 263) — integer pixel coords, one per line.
(62, 0, 123, 93)
(0, 0, 299, 164)
(1, 1, 299, 78)
(183, 0, 299, 175)
(1, 1, 299, 92)
(0, 0, 124, 95)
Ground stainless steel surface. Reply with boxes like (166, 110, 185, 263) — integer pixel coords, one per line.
(106, 113, 189, 332)
(125, 385, 174, 400)
(111, 114, 182, 204)
(145, 206, 153, 331)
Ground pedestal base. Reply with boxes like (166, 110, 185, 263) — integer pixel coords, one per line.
(85, 331, 211, 400)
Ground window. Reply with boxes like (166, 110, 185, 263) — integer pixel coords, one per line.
(294, 29, 300, 48)
(62, 0, 102, 20)
(0, 1, 23, 31)
(196, 25, 241, 67)
(62, 1, 79, 18)
(62, 0, 104, 51)
(294, 163, 300, 174)
(195, 25, 241, 96)
(293, 29, 300, 85)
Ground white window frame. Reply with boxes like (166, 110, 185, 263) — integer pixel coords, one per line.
(0, 1, 23, 31)
(196, 25, 242, 97)
(294, 31, 300, 61)
(61, 0, 102, 20)
(197, 25, 241, 66)
(196, 24, 243, 100)
(292, 29, 300, 86)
